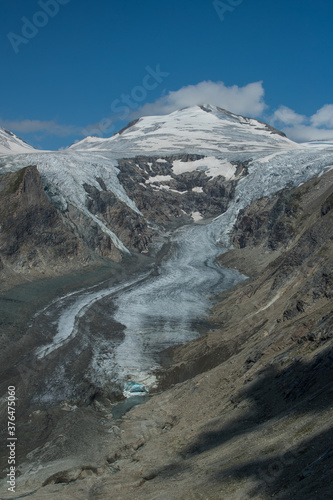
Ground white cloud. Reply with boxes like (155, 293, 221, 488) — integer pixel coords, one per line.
(131, 80, 267, 118)
(282, 125, 333, 143)
(0, 118, 80, 137)
(271, 105, 306, 126)
(269, 103, 333, 143)
(311, 104, 333, 128)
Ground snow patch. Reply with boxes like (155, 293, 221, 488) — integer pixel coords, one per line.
(192, 211, 203, 222)
(146, 175, 172, 184)
(172, 156, 236, 179)
(150, 184, 187, 194)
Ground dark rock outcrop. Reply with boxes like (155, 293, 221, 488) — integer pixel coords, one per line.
(83, 183, 153, 253)
(0, 166, 92, 285)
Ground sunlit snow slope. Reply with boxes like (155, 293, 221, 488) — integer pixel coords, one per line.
(0, 127, 36, 154)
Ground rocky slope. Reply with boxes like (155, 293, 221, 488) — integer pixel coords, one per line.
(1, 166, 332, 500)
(0, 166, 93, 286)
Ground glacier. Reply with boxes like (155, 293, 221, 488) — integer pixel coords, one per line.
(24, 143, 333, 398)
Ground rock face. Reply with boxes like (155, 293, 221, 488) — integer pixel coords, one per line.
(116, 154, 244, 224)
(0, 166, 92, 285)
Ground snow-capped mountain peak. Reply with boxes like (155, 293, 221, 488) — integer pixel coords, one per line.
(0, 127, 36, 154)
(69, 105, 298, 156)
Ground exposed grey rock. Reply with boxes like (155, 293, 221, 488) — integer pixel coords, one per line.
(117, 154, 246, 224)
(0, 166, 93, 285)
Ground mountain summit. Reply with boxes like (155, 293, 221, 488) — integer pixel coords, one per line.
(69, 105, 297, 155)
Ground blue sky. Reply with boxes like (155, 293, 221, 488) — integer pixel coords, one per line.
(1, 0, 333, 150)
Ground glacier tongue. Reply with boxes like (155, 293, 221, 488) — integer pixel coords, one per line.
(97, 145, 333, 392)
(107, 221, 245, 390)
